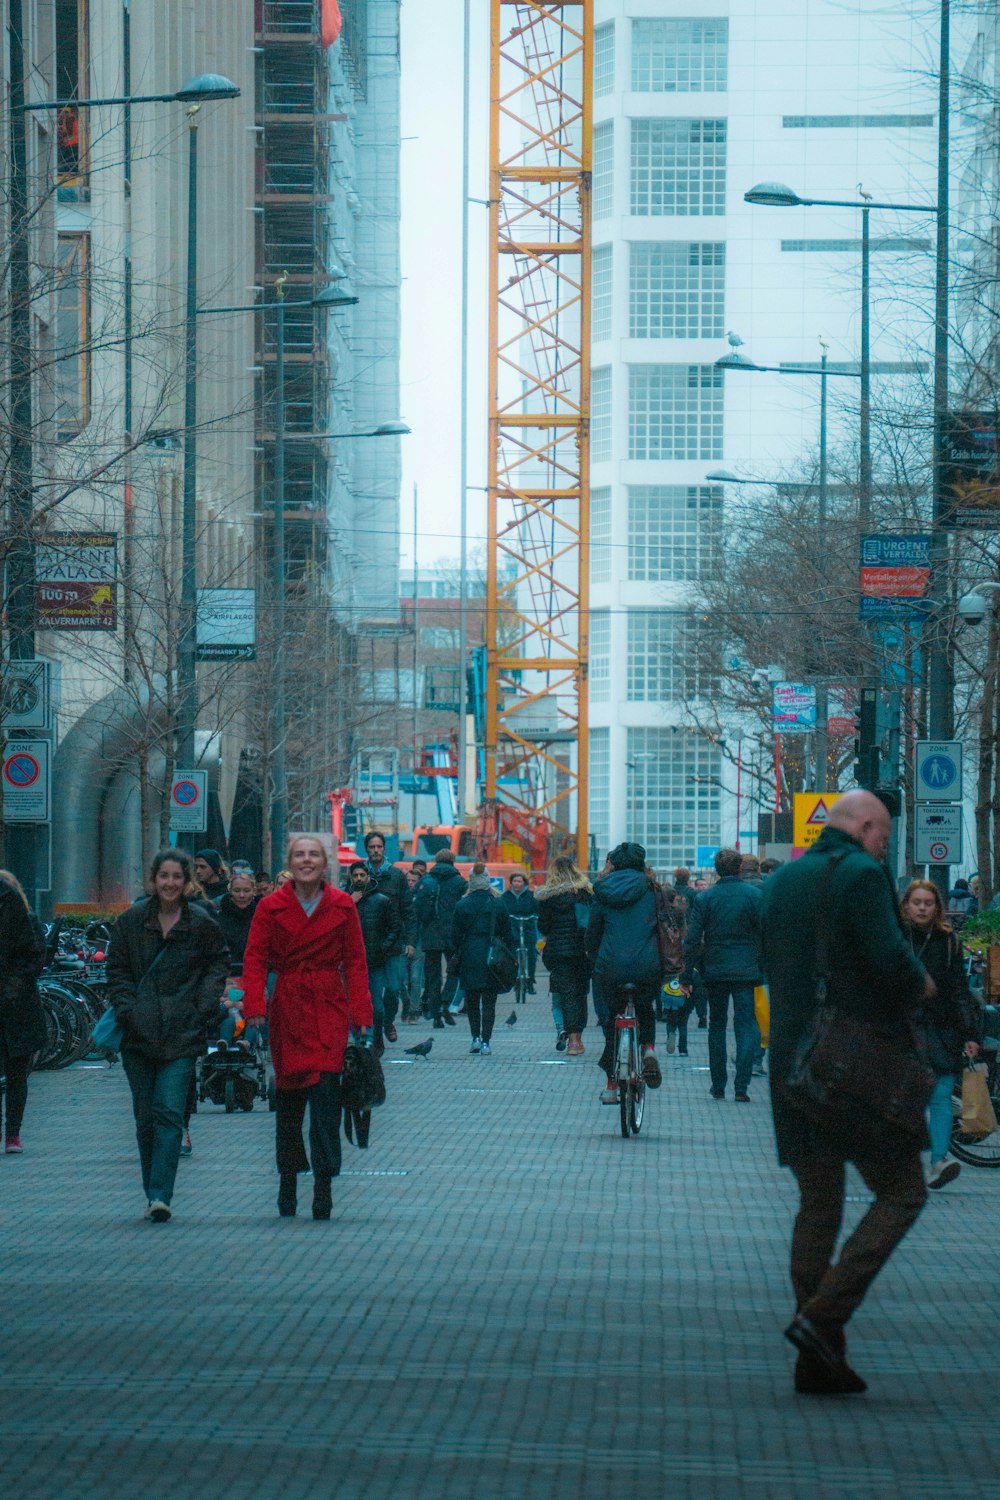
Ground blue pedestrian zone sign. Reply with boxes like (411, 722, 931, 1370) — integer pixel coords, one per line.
(915, 741, 962, 803)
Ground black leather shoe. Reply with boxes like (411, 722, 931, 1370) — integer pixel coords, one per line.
(277, 1176, 297, 1217)
(443, 1011, 456, 1026)
(794, 1353, 867, 1396)
(312, 1178, 332, 1220)
(784, 1314, 865, 1392)
(433, 1016, 445, 1029)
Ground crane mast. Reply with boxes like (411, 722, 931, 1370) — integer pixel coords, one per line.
(485, 0, 593, 870)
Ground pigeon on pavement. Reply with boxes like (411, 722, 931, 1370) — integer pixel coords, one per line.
(405, 1037, 434, 1058)
(504, 1010, 518, 1028)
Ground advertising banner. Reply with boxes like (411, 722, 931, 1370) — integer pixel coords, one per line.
(859, 534, 931, 618)
(941, 412, 1000, 529)
(35, 532, 117, 629)
(196, 588, 257, 662)
(772, 682, 816, 734)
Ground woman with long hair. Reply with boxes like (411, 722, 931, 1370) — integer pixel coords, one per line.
(900, 879, 981, 1189)
(535, 854, 593, 1055)
(242, 836, 371, 1219)
(0, 869, 46, 1153)
(106, 848, 230, 1221)
(451, 863, 514, 1056)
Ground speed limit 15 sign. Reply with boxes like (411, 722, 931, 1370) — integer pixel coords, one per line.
(913, 805, 963, 865)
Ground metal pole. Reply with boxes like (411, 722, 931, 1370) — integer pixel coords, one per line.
(927, 0, 952, 895)
(411, 481, 419, 835)
(456, 0, 471, 824)
(177, 106, 201, 795)
(7, 0, 35, 662)
(815, 352, 829, 793)
(270, 289, 287, 865)
(859, 205, 872, 529)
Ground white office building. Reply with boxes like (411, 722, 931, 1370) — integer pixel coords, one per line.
(589, 1, 941, 868)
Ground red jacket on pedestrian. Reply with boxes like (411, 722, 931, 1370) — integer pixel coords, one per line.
(242, 881, 371, 1088)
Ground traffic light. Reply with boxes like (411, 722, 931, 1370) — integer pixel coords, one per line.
(854, 689, 879, 789)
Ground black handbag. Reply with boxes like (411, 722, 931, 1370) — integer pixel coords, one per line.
(783, 854, 935, 1142)
(486, 903, 518, 994)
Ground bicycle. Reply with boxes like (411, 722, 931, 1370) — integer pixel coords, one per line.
(510, 915, 533, 1005)
(950, 1030, 1000, 1167)
(613, 982, 646, 1138)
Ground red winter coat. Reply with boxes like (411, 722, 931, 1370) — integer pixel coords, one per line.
(242, 881, 371, 1088)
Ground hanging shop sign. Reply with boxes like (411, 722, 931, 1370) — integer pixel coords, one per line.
(941, 412, 1000, 529)
(772, 682, 816, 734)
(859, 534, 931, 619)
(196, 588, 257, 662)
(35, 532, 117, 629)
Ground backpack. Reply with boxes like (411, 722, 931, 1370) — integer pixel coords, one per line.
(655, 890, 684, 976)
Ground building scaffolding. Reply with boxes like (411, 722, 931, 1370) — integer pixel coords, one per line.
(486, 0, 592, 867)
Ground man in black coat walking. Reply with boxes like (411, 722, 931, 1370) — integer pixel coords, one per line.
(414, 850, 468, 1026)
(683, 848, 762, 1101)
(361, 831, 416, 1041)
(762, 790, 933, 1395)
(0, 872, 46, 1151)
(348, 862, 402, 1052)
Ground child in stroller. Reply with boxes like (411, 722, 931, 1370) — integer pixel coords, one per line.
(197, 984, 269, 1113)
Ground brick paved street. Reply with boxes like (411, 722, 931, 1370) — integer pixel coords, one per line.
(2, 986, 995, 1500)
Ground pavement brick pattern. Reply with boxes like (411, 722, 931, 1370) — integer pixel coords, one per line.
(1, 983, 995, 1499)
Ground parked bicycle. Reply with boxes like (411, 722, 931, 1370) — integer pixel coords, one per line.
(951, 1005, 1000, 1167)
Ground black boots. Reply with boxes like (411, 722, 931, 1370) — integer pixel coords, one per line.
(278, 1175, 297, 1217)
(312, 1177, 332, 1220)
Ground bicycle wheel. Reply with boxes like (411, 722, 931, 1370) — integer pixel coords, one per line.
(515, 976, 527, 1006)
(630, 1078, 646, 1134)
(619, 1081, 630, 1138)
(224, 1078, 236, 1113)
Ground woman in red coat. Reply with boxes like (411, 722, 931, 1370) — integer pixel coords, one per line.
(243, 836, 371, 1219)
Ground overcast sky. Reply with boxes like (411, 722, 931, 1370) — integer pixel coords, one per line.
(398, 0, 489, 573)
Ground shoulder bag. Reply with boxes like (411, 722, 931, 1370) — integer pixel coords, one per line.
(783, 853, 934, 1143)
(654, 889, 684, 976)
(486, 902, 518, 994)
(93, 936, 171, 1057)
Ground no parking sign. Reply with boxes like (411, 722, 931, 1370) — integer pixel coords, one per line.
(170, 770, 208, 833)
(2, 739, 51, 821)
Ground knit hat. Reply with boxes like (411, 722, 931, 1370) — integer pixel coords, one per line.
(196, 848, 223, 873)
(608, 841, 646, 871)
(467, 862, 493, 893)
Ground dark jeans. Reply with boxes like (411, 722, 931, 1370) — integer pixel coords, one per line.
(0, 1046, 32, 1136)
(789, 1146, 927, 1334)
(424, 950, 457, 1020)
(546, 956, 590, 1034)
(275, 1072, 342, 1182)
(121, 1050, 197, 1206)
(466, 989, 498, 1043)
(597, 978, 657, 1075)
(665, 1001, 691, 1051)
(706, 981, 758, 1094)
(381, 953, 403, 1027)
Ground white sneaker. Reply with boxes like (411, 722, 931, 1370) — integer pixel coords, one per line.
(600, 1086, 619, 1105)
(928, 1157, 961, 1189)
(480, 1040, 492, 1056)
(148, 1200, 171, 1223)
(469, 1037, 481, 1054)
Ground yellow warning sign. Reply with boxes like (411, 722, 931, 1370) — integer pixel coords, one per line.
(793, 792, 841, 849)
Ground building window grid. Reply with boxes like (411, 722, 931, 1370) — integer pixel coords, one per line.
(629, 242, 724, 339)
(592, 244, 613, 341)
(56, 230, 90, 439)
(630, 119, 727, 217)
(628, 365, 723, 461)
(589, 728, 611, 856)
(592, 366, 612, 462)
(631, 18, 728, 93)
(589, 610, 610, 704)
(593, 120, 614, 219)
(591, 486, 612, 584)
(626, 609, 718, 702)
(594, 22, 615, 97)
(626, 728, 721, 869)
(628, 486, 722, 582)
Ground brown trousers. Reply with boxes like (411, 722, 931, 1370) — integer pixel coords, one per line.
(789, 1146, 927, 1332)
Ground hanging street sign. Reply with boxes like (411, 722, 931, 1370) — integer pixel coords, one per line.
(941, 411, 1000, 529)
(914, 805, 963, 865)
(196, 588, 257, 662)
(0, 660, 51, 729)
(793, 792, 841, 851)
(2, 739, 51, 821)
(915, 740, 962, 802)
(859, 534, 932, 618)
(35, 532, 117, 629)
(772, 682, 817, 734)
(169, 770, 209, 833)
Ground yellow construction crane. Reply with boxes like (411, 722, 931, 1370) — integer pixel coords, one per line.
(485, 0, 592, 870)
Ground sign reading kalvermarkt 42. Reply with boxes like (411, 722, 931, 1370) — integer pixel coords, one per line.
(35, 532, 117, 630)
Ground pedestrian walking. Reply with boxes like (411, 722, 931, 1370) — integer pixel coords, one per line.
(535, 855, 592, 1055)
(451, 863, 513, 1055)
(671, 867, 707, 1027)
(106, 849, 231, 1222)
(347, 860, 402, 1053)
(403, 868, 426, 1020)
(0, 870, 46, 1155)
(946, 877, 976, 928)
(212, 870, 260, 1049)
(900, 879, 981, 1189)
(360, 831, 415, 1041)
(255, 871, 274, 898)
(414, 850, 468, 1027)
(194, 849, 230, 898)
(762, 790, 934, 1395)
(683, 847, 763, 1102)
(501, 872, 539, 993)
(242, 836, 371, 1219)
(587, 842, 662, 1100)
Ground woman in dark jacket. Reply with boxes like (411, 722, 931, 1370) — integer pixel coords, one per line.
(0, 870, 46, 1153)
(107, 848, 230, 1222)
(451, 863, 513, 1056)
(213, 871, 258, 975)
(535, 855, 592, 1055)
(901, 879, 981, 1189)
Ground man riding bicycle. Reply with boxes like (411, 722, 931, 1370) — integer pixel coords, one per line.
(586, 842, 662, 1102)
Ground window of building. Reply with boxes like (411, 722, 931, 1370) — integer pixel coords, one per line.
(589, 727, 610, 856)
(782, 114, 934, 129)
(591, 486, 612, 585)
(780, 237, 932, 253)
(626, 727, 721, 868)
(589, 609, 610, 702)
(631, 18, 728, 93)
(592, 366, 612, 462)
(628, 365, 722, 460)
(630, 119, 726, 216)
(592, 244, 613, 341)
(594, 22, 615, 97)
(593, 121, 614, 219)
(55, 231, 90, 439)
(55, 0, 90, 188)
(420, 627, 460, 649)
(629, 241, 724, 338)
(628, 485, 722, 581)
(626, 609, 717, 701)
